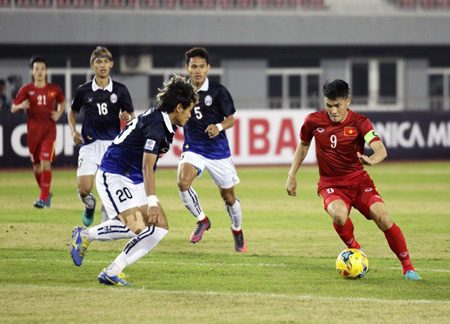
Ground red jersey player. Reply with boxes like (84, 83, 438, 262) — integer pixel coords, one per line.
(286, 79, 421, 280)
(11, 56, 66, 209)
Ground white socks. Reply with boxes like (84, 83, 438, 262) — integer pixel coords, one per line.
(106, 226, 168, 276)
(179, 188, 206, 221)
(82, 219, 136, 242)
(226, 198, 242, 231)
(78, 191, 96, 209)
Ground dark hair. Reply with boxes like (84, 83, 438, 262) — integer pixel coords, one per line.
(29, 56, 47, 69)
(0, 79, 5, 86)
(185, 47, 210, 65)
(156, 75, 199, 113)
(323, 79, 350, 100)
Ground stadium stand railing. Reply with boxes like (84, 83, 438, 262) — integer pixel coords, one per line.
(0, 0, 327, 9)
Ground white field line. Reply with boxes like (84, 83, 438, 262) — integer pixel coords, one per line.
(2, 258, 450, 273)
(0, 258, 287, 267)
(1, 284, 450, 305)
(390, 267, 450, 273)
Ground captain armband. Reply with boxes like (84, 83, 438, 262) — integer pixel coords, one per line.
(364, 130, 379, 145)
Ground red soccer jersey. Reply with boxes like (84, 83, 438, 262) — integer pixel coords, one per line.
(13, 83, 65, 139)
(300, 109, 380, 178)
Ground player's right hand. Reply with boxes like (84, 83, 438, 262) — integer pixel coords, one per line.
(21, 100, 30, 110)
(72, 131, 84, 145)
(147, 205, 161, 226)
(286, 177, 297, 197)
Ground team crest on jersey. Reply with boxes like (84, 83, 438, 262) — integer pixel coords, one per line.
(29, 91, 35, 95)
(204, 95, 213, 106)
(110, 93, 118, 104)
(317, 127, 325, 133)
(344, 127, 358, 136)
(145, 139, 156, 151)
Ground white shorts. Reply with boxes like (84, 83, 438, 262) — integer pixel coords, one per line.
(77, 140, 113, 177)
(179, 151, 240, 189)
(95, 171, 148, 219)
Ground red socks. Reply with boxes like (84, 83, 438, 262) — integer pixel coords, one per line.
(333, 217, 361, 250)
(384, 223, 414, 274)
(39, 170, 52, 201)
(34, 172, 41, 188)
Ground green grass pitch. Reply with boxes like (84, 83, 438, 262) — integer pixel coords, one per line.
(1, 162, 449, 323)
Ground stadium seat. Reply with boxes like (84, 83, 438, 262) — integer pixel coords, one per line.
(273, 0, 287, 9)
(163, 0, 176, 8)
(181, 0, 197, 8)
(56, 0, 94, 8)
(202, 0, 215, 9)
(238, 0, 253, 8)
(399, 0, 417, 8)
(140, 0, 160, 8)
(436, 0, 450, 7)
(220, 0, 233, 9)
(420, 0, 434, 9)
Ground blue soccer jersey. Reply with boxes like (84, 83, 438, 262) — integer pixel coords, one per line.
(100, 108, 176, 184)
(71, 78, 134, 145)
(183, 78, 235, 159)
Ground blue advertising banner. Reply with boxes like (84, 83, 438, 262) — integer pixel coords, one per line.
(364, 112, 450, 160)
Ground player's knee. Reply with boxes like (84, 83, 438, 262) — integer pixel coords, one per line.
(78, 188, 91, 198)
(222, 194, 235, 206)
(127, 222, 146, 235)
(332, 213, 348, 226)
(373, 212, 392, 230)
(177, 178, 191, 192)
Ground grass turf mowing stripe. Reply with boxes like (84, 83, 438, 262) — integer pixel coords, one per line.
(1, 284, 449, 305)
(2, 258, 450, 273)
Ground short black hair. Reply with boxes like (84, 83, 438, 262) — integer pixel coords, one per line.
(156, 75, 198, 113)
(29, 56, 47, 69)
(185, 47, 210, 65)
(323, 79, 350, 100)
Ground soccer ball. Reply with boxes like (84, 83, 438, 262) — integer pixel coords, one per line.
(336, 248, 369, 279)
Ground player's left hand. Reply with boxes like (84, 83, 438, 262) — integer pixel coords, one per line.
(120, 112, 132, 123)
(205, 124, 220, 138)
(147, 205, 161, 226)
(357, 152, 373, 166)
(50, 111, 61, 122)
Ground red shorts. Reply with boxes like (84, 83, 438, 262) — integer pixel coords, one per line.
(318, 170, 384, 219)
(28, 133, 56, 165)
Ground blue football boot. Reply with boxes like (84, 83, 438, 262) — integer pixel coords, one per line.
(44, 192, 53, 208)
(33, 198, 45, 209)
(82, 196, 96, 227)
(70, 226, 90, 266)
(404, 270, 422, 280)
(98, 269, 131, 286)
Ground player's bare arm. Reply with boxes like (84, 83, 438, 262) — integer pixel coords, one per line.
(51, 101, 66, 122)
(68, 109, 84, 145)
(286, 140, 311, 197)
(143, 152, 160, 226)
(119, 111, 135, 123)
(206, 114, 235, 139)
(357, 140, 387, 166)
(11, 99, 30, 113)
